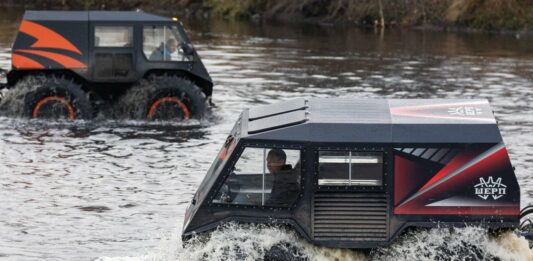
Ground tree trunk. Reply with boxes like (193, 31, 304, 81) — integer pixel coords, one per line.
(377, 0, 385, 28)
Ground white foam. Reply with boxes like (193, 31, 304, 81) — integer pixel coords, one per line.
(97, 224, 532, 261)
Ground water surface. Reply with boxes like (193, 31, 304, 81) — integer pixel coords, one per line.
(0, 8, 532, 260)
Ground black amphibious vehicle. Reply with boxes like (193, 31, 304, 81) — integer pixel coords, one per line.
(0, 10, 211, 120)
(183, 98, 531, 248)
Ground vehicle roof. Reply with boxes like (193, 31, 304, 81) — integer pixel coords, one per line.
(23, 10, 172, 22)
(242, 98, 502, 143)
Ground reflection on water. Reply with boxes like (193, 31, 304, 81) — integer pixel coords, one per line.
(0, 8, 532, 260)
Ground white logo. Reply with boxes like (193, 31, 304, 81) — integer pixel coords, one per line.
(474, 176, 506, 200)
(448, 106, 482, 116)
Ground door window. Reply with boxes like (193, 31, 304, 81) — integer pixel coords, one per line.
(94, 26, 133, 47)
(212, 147, 301, 207)
(143, 25, 187, 61)
(318, 151, 383, 186)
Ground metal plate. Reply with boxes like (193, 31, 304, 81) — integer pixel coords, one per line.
(248, 110, 307, 134)
(308, 98, 390, 124)
(248, 98, 307, 121)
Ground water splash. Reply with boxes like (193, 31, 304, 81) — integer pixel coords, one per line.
(97, 224, 532, 261)
(0, 75, 43, 116)
(96, 223, 367, 261)
(372, 226, 532, 261)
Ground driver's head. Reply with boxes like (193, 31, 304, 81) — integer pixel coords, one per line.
(267, 149, 286, 173)
(166, 38, 178, 53)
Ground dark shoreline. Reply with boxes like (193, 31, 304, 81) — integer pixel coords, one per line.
(254, 13, 533, 38)
(0, 1, 532, 37)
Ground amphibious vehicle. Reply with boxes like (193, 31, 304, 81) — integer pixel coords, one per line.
(182, 98, 532, 249)
(0, 10, 212, 120)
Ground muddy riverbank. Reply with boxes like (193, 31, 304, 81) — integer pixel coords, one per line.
(1, 0, 532, 34)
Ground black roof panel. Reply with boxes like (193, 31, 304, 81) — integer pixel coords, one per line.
(243, 98, 502, 143)
(308, 98, 391, 123)
(248, 110, 307, 134)
(24, 11, 88, 21)
(88, 11, 171, 22)
(248, 98, 307, 120)
(23, 10, 171, 22)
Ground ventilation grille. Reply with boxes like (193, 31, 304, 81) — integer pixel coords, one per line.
(313, 193, 388, 241)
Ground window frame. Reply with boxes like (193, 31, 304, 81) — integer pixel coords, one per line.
(93, 25, 134, 48)
(209, 143, 305, 209)
(315, 147, 387, 191)
(141, 24, 187, 63)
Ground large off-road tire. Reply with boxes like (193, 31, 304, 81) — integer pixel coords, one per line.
(118, 76, 206, 121)
(265, 242, 307, 261)
(22, 76, 92, 120)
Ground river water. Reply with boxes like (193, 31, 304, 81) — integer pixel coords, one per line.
(0, 8, 532, 261)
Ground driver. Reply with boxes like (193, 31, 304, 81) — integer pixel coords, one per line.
(149, 38, 178, 61)
(267, 148, 291, 173)
(266, 149, 299, 205)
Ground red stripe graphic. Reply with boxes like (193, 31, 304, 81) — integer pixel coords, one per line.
(390, 101, 495, 122)
(394, 144, 519, 216)
(391, 101, 487, 112)
(394, 155, 429, 205)
(419, 151, 479, 190)
(395, 206, 518, 216)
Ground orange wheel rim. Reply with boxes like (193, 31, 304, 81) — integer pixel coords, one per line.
(32, 96, 75, 120)
(147, 97, 191, 120)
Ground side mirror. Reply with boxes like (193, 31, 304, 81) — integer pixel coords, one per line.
(180, 42, 195, 56)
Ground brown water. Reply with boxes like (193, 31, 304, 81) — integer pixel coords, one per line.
(0, 7, 532, 261)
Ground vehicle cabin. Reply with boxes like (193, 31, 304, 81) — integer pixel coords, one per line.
(183, 98, 521, 249)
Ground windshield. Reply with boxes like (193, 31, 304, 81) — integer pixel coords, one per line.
(143, 25, 191, 62)
(191, 135, 236, 202)
(192, 114, 242, 203)
(212, 147, 302, 207)
(211, 135, 236, 175)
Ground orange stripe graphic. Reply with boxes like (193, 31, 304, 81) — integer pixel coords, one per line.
(16, 49, 86, 69)
(12, 53, 45, 69)
(19, 20, 82, 55)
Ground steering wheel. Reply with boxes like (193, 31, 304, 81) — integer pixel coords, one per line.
(219, 173, 240, 203)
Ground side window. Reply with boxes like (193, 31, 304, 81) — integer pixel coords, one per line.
(212, 147, 301, 207)
(94, 26, 133, 47)
(233, 148, 264, 175)
(318, 151, 383, 186)
(143, 25, 185, 62)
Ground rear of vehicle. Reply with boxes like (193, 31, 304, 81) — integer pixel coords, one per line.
(2, 10, 212, 120)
